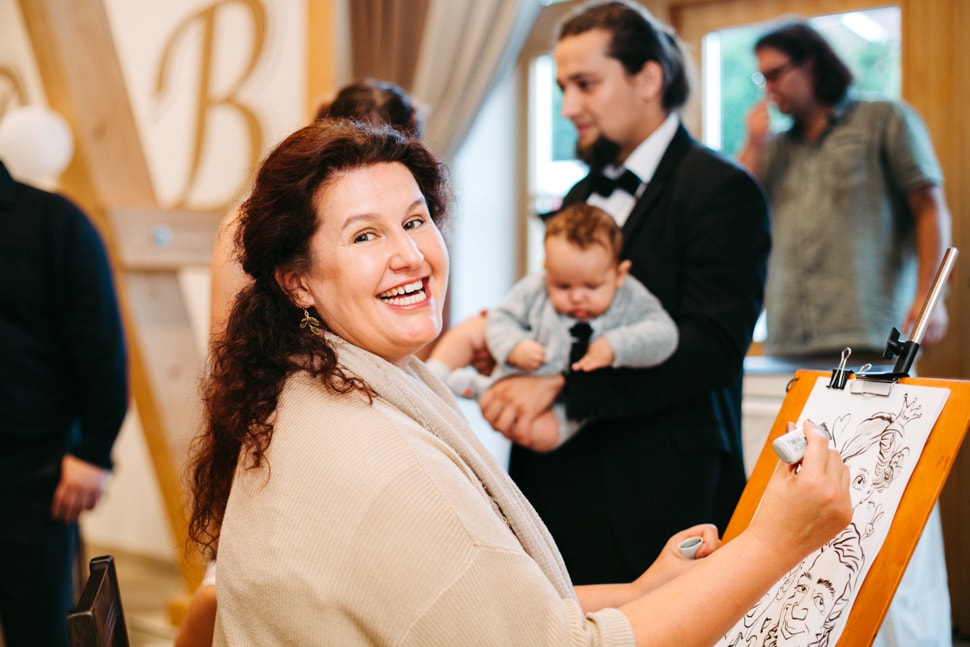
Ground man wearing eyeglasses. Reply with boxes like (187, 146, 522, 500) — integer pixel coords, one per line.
(738, 20, 953, 647)
(739, 20, 951, 362)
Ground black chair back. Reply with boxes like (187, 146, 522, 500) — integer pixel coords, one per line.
(67, 555, 130, 647)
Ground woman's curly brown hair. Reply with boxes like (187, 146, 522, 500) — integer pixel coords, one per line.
(188, 119, 450, 553)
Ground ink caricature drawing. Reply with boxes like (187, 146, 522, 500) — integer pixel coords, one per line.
(719, 377, 949, 647)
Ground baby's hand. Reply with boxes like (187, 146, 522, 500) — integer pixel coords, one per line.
(508, 340, 546, 371)
(571, 337, 614, 372)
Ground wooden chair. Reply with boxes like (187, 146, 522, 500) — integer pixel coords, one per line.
(67, 555, 130, 647)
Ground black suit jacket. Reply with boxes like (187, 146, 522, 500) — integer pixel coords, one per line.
(509, 125, 770, 584)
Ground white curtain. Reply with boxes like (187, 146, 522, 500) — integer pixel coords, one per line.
(347, 0, 431, 92)
(347, 0, 540, 160)
(412, 0, 541, 160)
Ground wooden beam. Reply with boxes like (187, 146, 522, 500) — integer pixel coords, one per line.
(307, 0, 340, 119)
(108, 207, 223, 270)
(17, 0, 155, 206)
(18, 0, 208, 603)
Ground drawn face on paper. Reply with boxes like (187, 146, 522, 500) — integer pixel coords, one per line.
(716, 385, 949, 647)
(778, 548, 852, 645)
(741, 562, 803, 631)
(846, 442, 882, 508)
(842, 428, 908, 511)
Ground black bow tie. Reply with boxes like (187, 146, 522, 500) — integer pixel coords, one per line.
(589, 169, 641, 198)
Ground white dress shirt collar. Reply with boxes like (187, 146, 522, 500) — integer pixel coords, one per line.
(619, 112, 680, 186)
(587, 113, 679, 226)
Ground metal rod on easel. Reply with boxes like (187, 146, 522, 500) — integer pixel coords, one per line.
(909, 246, 959, 345)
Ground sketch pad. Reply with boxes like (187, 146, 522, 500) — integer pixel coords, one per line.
(719, 370, 970, 647)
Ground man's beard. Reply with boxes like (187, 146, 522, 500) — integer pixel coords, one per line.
(576, 134, 621, 172)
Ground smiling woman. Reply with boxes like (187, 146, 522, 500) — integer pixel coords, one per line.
(186, 117, 852, 647)
(191, 119, 452, 552)
(275, 161, 449, 368)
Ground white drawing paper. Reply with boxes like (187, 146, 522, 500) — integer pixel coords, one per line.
(718, 376, 950, 647)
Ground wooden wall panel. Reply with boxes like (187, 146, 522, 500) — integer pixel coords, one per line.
(902, 0, 970, 634)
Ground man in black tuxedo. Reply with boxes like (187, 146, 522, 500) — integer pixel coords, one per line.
(479, 0, 770, 585)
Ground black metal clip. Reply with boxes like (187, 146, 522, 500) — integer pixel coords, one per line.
(827, 347, 853, 390)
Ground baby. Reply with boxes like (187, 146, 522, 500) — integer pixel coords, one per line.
(429, 203, 678, 451)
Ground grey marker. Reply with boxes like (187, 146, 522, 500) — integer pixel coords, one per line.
(678, 536, 703, 559)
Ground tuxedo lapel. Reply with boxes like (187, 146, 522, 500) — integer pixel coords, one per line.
(620, 124, 693, 251)
(620, 172, 665, 248)
(562, 176, 592, 209)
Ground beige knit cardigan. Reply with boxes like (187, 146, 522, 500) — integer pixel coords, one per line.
(214, 337, 636, 646)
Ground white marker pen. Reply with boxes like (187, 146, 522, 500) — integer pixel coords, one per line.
(772, 420, 828, 464)
(772, 429, 808, 464)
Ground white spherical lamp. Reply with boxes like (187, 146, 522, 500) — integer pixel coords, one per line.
(0, 105, 75, 190)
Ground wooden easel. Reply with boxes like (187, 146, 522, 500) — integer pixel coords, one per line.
(725, 369, 970, 645)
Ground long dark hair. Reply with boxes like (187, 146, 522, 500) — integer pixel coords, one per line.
(188, 119, 449, 552)
(755, 21, 853, 106)
(558, 0, 690, 111)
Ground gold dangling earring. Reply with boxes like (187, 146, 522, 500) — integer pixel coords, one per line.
(300, 308, 321, 335)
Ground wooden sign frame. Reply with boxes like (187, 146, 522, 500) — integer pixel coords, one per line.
(724, 369, 970, 645)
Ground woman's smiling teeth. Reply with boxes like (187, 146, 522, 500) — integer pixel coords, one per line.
(379, 279, 426, 305)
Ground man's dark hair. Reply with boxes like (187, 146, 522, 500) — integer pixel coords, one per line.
(558, 0, 690, 111)
(315, 78, 423, 138)
(755, 21, 854, 105)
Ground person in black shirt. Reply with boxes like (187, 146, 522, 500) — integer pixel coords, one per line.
(0, 160, 128, 647)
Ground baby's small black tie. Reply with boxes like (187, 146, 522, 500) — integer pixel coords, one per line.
(568, 322, 594, 367)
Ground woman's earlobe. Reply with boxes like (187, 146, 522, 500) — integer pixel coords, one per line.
(274, 267, 311, 308)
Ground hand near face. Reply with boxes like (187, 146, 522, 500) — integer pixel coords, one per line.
(745, 99, 772, 145)
(430, 311, 494, 375)
(52, 455, 110, 523)
(429, 310, 494, 374)
(466, 310, 498, 376)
